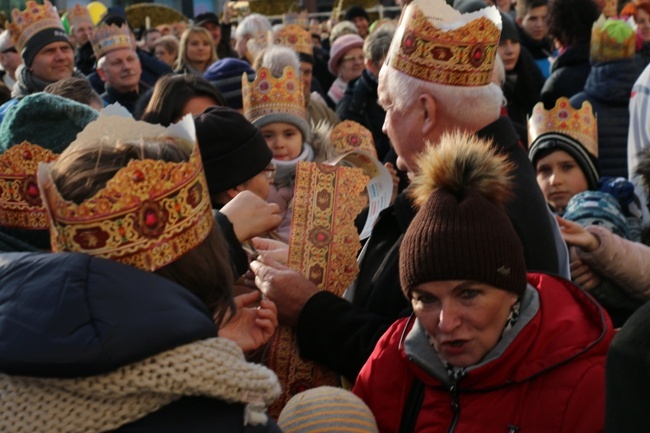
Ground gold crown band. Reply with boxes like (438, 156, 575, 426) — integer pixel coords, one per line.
(39, 134, 214, 272)
(528, 98, 598, 157)
(274, 24, 313, 57)
(0, 142, 58, 230)
(388, 1, 501, 87)
(8, 0, 64, 51)
(242, 66, 306, 126)
(91, 24, 133, 58)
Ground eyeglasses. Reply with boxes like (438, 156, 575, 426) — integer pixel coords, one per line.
(341, 54, 365, 63)
(263, 163, 276, 181)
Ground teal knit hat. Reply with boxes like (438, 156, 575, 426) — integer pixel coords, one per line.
(0, 92, 98, 153)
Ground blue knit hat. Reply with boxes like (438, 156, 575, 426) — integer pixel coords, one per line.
(204, 58, 255, 110)
(563, 190, 630, 239)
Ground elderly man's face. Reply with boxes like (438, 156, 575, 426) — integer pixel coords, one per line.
(378, 75, 426, 173)
(73, 21, 95, 46)
(98, 48, 142, 93)
(30, 41, 74, 83)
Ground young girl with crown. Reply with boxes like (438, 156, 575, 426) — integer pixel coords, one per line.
(243, 45, 334, 242)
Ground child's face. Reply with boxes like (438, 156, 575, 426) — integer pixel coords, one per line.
(535, 150, 589, 213)
(260, 122, 303, 161)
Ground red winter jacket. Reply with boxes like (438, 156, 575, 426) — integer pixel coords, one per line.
(353, 274, 613, 433)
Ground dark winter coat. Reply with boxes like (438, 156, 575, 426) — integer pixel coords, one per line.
(570, 58, 644, 178)
(296, 116, 561, 381)
(541, 42, 591, 107)
(0, 252, 281, 433)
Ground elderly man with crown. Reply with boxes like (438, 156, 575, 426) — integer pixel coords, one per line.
(0, 0, 87, 119)
(92, 22, 145, 114)
(250, 0, 569, 385)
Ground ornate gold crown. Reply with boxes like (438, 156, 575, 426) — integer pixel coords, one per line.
(0, 142, 58, 230)
(387, 0, 501, 87)
(242, 66, 306, 126)
(274, 24, 313, 58)
(68, 4, 93, 29)
(38, 113, 214, 272)
(91, 23, 133, 59)
(603, 0, 618, 18)
(329, 120, 377, 158)
(590, 15, 635, 62)
(7, 0, 65, 52)
(528, 98, 598, 157)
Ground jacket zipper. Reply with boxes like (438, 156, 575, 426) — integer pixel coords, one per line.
(447, 380, 460, 433)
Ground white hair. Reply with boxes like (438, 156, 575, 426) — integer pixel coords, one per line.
(379, 64, 503, 131)
(235, 13, 272, 39)
(257, 45, 300, 78)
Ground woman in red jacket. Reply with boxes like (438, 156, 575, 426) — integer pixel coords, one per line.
(353, 131, 614, 433)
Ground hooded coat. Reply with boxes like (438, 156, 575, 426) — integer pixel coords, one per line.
(353, 274, 613, 433)
(0, 252, 281, 433)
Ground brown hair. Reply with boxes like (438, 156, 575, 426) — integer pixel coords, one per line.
(50, 138, 235, 325)
(44, 77, 103, 108)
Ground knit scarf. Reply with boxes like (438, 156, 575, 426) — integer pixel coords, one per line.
(274, 143, 314, 187)
(12, 65, 87, 98)
(0, 338, 281, 433)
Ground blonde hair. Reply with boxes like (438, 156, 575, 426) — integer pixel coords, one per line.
(175, 26, 217, 72)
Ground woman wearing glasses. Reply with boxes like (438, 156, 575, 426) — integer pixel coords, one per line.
(327, 34, 365, 108)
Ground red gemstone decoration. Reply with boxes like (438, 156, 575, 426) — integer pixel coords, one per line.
(26, 182, 39, 197)
(132, 170, 144, 182)
(144, 210, 158, 227)
(22, 150, 32, 160)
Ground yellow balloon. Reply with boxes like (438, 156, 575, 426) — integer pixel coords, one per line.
(87, 1, 108, 25)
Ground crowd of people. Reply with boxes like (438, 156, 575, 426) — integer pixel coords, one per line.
(1, 0, 650, 431)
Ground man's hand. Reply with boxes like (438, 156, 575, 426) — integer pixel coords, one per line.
(252, 237, 289, 265)
(220, 191, 282, 241)
(250, 255, 319, 326)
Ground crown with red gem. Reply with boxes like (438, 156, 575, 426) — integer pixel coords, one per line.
(387, 0, 502, 86)
(68, 4, 93, 29)
(0, 142, 58, 230)
(528, 98, 598, 157)
(274, 24, 313, 58)
(91, 23, 133, 59)
(329, 120, 377, 158)
(7, 0, 66, 52)
(242, 65, 307, 129)
(37, 111, 214, 272)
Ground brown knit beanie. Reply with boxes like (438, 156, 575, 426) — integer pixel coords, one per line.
(400, 131, 527, 297)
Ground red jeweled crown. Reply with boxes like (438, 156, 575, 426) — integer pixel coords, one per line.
(0, 141, 58, 230)
(68, 4, 93, 29)
(38, 111, 214, 272)
(387, 0, 502, 87)
(7, 0, 65, 52)
(528, 98, 598, 157)
(329, 120, 377, 158)
(274, 24, 313, 57)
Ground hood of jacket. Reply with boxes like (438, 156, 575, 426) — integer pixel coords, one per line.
(0, 252, 216, 378)
(583, 58, 644, 105)
(402, 273, 612, 390)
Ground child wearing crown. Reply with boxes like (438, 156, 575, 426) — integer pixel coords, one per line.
(243, 46, 334, 242)
(529, 97, 645, 325)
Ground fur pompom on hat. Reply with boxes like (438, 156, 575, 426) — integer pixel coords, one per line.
(277, 386, 378, 433)
(400, 131, 527, 297)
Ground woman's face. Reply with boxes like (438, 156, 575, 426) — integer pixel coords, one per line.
(411, 280, 518, 368)
(260, 122, 304, 161)
(337, 47, 364, 82)
(186, 33, 212, 65)
(154, 46, 176, 67)
(637, 9, 650, 42)
(535, 150, 589, 213)
(497, 39, 521, 71)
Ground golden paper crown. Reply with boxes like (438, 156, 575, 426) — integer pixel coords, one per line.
(68, 4, 92, 29)
(242, 65, 306, 126)
(91, 23, 133, 59)
(274, 24, 313, 58)
(528, 98, 598, 157)
(590, 15, 635, 62)
(38, 112, 214, 272)
(388, 0, 502, 87)
(329, 120, 377, 158)
(7, 0, 65, 52)
(0, 142, 58, 230)
(603, 0, 618, 18)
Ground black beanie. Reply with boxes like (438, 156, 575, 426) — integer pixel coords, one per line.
(345, 6, 370, 22)
(500, 13, 520, 43)
(22, 27, 72, 67)
(400, 132, 527, 298)
(194, 106, 272, 193)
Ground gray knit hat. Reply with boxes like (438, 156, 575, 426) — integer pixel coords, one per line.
(278, 387, 378, 433)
